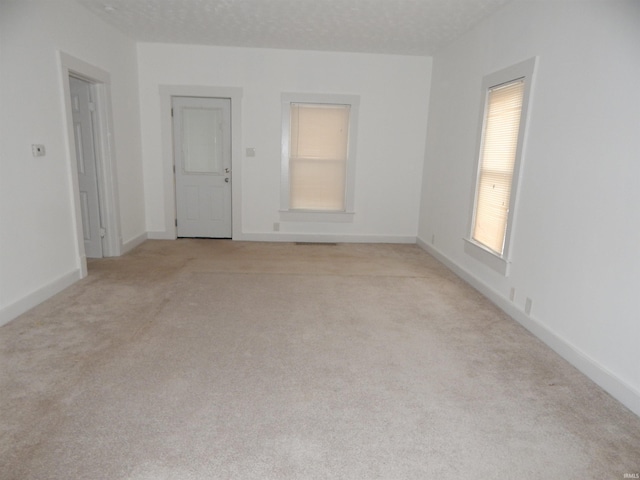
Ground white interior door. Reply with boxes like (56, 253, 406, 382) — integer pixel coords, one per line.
(69, 76, 103, 258)
(173, 97, 232, 238)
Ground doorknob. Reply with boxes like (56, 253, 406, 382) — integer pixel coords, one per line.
(225, 177, 230, 183)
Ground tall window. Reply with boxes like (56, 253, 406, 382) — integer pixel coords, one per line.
(466, 58, 536, 275)
(289, 103, 350, 211)
(472, 79, 525, 254)
(281, 93, 359, 219)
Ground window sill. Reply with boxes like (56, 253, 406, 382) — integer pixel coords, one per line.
(279, 210, 355, 223)
(463, 238, 510, 276)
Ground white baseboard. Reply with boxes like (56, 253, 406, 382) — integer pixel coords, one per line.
(121, 232, 148, 254)
(416, 237, 640, 418)
(0, 269, 82, 327)
(236, 232, 417, 244)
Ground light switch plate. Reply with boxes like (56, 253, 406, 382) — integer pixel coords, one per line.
(246, 147, 256, 157)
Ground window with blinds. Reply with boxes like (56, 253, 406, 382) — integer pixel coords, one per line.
(289, 103, 350, 211)
(465, 57, 536, 275)
(472, 79, 525, 254)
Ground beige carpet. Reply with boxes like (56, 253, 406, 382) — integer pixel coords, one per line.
(1, 240, 639, 479)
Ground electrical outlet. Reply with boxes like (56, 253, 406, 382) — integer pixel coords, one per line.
(32, 144, 46, 157)
(273, 222, 280, 232)
(525, 298, 533, 315)
(431, 234, 435, 245)
(509, 288, 516, 301)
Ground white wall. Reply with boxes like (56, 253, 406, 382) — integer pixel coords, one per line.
(0, 0, 145, 324)
(137, 44, 431, 242)
(418, 0, 640, 415)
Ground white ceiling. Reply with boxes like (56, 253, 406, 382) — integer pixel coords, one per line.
(75, 0, 513, 56)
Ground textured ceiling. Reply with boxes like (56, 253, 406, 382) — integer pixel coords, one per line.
(76, 0, 513, 56)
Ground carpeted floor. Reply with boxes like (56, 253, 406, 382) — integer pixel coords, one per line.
(1, 240, 639, 479)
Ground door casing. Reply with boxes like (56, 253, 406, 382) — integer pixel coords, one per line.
(60, 52, 121, 276)
(158, 86, 243, 241)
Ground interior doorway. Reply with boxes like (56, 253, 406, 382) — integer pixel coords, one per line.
(60, 52, 121, 275)
(69, 75, 104, 257)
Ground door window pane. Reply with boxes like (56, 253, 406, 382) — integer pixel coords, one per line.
(183, 107, 223, 174)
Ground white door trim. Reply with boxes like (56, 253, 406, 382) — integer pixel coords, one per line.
(158, 86, 243, 240)
(59, 51, 122, 275)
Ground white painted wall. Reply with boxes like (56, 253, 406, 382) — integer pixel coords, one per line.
(137, 44, 431, 242)
(0, 0, 145, 324)
(418, 0, 640, 414)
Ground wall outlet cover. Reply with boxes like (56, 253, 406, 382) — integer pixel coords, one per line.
(525, 298, 533, 315)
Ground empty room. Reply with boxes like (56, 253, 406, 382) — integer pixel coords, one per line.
(1, 0, 639, 478)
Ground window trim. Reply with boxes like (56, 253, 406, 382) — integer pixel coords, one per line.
(466, 57, 537, 276)
(280, 92, 359, 221)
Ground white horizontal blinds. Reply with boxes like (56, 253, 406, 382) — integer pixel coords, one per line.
(473, 78, 525, 254)
(289, 103, 350, 211)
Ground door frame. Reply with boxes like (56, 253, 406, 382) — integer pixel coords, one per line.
(60, 52, 122, 276)
(159, 86, 243, 240)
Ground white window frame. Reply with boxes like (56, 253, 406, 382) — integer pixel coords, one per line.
(280, 92, 359, 223)
(464, 57, 537, 276)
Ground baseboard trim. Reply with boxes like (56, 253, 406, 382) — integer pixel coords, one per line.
(416, 237, 640, 418)
(121, 232, 148, 254)
(236, 232, 417, 244)
(0, 269, 83, 327)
